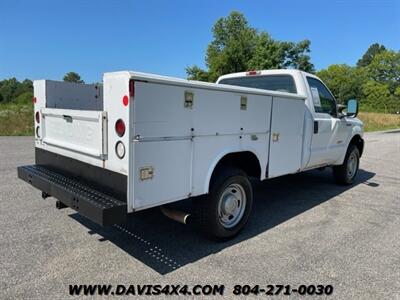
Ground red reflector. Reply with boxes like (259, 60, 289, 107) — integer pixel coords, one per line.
(32, 97, 37, 104)
(129, 80, 135, 97)
(115, 119, 126, 137)
(35, 111, 40, 123)
(246, 70, 260, 76)
(122, 95, 129, 106)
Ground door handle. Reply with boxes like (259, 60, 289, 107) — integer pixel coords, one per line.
(314, 121, 319, 134)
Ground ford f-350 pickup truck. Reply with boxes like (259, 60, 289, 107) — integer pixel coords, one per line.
(18, 69, 364, 239)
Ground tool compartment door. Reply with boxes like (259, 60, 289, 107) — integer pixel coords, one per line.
(268, 97, 305, 178)
(40, 108, 107, 159)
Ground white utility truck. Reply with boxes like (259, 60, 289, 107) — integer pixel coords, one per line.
(18, 69, 364, 239)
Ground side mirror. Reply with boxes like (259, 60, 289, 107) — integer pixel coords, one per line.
(346, 99, 358, 117)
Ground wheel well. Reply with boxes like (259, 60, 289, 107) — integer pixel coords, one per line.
(211, 151, 261, 181)
(349, 134, 364, 157)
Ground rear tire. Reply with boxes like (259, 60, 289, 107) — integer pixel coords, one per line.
(194, 167, 253, 240)
(333, 145, 360, 185)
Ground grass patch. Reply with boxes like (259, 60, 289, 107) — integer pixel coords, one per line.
(0, 102, 34, 136)
(358, 112, 400, 132)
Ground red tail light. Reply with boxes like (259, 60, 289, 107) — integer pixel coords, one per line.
(35, 111, 40, 123)
(122, 95, 129, 106)
(115, 119, 125, 137)
(32, 97, 37, 104)
(246, 70, 261, 76)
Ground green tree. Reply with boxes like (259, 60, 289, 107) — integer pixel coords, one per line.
(361, 81, 397, 112)
(15, 79, 33, 96)
(317, 64, 366, 104)
(15, 91, 34, 104)
(186, 11, 314, 82)
(63, 72, 84, 83)
(365, 50, 400, 93)
(360, 50, 400, 113)
(185, 66, 210, 82)
(282, 40, 314, 72)
(247, 32, 285, 70)
(317, 46, 399, 113)
(0, 78, 19, 102)
(357, 43, 386, 68)
(188, 11, 258, 82)
(395, 86, 400, 98)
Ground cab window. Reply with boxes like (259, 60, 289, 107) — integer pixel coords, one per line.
(219, 75, 297, 94)
(306, 77, 337, 116)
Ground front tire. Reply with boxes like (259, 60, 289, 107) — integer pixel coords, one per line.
(194, 167, 253, 240)
(333, 145, 360, 185)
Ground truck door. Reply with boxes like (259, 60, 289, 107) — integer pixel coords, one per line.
(305, 76, 346, 167)
(268, 97, 305, 178)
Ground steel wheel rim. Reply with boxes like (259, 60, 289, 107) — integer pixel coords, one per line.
(217, 183, 246, 228)
(347, 152, 358, 179)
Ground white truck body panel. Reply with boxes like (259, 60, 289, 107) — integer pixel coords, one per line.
(32, 69, 363, 215)
(102, 73, 131, 176)
(131, 79, 282, 209)
(268, 97, 305, 177)
(40, 108, 107, 159)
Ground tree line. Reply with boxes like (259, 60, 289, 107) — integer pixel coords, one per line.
(0, 72, 84, 104)
(1, 11, 399, 113)
(317, 44, 400, 112)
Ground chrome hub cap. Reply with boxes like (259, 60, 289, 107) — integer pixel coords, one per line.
(218, 183, 246, 228)
(347, 152, 358, 179)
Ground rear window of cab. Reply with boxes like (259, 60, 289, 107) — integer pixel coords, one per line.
(219, 75, 297, 94)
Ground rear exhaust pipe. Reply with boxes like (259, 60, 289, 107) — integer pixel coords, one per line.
(160, 206, 191, 225)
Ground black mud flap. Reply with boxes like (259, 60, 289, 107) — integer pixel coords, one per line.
(17, 165, 127, 226)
